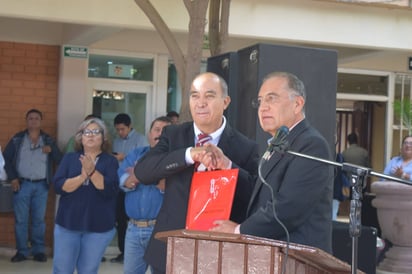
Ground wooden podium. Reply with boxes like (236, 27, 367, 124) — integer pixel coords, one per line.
(156, 229, 360, 274)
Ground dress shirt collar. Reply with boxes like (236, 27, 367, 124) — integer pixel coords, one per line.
(123, 128, 135, 140)
(193, 116, 227, 144)
(267, 118, 305, 145)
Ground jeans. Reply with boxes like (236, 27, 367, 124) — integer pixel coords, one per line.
(115, 191, 128, 255)
(124, 222, 154, 274)
(53, 224, 115, 274)
(13, 180, 48, 256)
(332, 199, 340, 220)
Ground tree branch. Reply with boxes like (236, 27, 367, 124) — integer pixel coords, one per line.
(219, 0, 230, 54)
(134, 0, 186, 86)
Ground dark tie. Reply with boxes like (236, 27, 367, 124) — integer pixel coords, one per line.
(194, 133, 212, 170)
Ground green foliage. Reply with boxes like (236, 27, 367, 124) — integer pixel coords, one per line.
(393, 99, 412, 134)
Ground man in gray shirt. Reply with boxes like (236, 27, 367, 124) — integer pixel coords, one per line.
(342, 132, 370, 168)
(3, 109, 62, 263)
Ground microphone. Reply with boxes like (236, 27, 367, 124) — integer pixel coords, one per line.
(262, 126, 289, 161)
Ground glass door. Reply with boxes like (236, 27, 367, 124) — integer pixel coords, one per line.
(87, 79, 153, 141)
(92, 90, 147, 140)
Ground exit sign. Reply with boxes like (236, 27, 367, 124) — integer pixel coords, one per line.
(63, 46, 88, 59)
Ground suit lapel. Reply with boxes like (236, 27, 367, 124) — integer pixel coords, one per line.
(182, 123, 196, 147)
(247, 120, 309, 214)
(216, 124, 233, 152)
(259, 119, 309, 178)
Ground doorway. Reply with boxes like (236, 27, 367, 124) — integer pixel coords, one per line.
(335, 70, 390, 229)
(87, 79, 153, 139)
(92, 90, 147, 140)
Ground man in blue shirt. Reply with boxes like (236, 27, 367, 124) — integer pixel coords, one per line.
(118, 116, 171, 274)
(111, 113, 148, 263)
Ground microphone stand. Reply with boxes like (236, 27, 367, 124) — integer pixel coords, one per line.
(280, 149, 412, 274)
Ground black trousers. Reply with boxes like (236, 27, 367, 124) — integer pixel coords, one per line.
(115, 191, 128, 254)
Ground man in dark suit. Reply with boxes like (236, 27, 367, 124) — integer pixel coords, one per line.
(134, 72, 259, 273)
(212, 72, 334, 253)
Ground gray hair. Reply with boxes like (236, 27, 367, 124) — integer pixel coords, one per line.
(74, 118, 112, 153)
(263, 71, 306, 113)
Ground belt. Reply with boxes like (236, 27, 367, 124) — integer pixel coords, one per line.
(19, 177, 46, 183)
(130, 219, 156, 228)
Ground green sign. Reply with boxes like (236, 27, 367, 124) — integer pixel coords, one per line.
(63, 46, 88, 58)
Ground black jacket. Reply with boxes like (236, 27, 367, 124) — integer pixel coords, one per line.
(134, 121, 259, 272)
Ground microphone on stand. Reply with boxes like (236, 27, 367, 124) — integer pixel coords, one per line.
(258, 125, 291, 274)
(258, 125, 412, 274)
(262, 125, 289, 161)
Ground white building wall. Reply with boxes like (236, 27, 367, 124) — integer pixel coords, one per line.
(1, 0, 412, 51)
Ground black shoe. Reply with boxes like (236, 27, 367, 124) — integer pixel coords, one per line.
(110, 254, 124, 263)
(11, 252, 27, 263)
(101, 256, 106, 262)
(33, 253, 47, 262)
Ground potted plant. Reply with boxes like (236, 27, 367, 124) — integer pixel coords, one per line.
(393, 99, 412, 134)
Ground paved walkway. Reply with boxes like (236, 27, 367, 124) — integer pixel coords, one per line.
(0, 246, 124, 274)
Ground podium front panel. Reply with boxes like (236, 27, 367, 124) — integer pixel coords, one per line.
(165, 236, 351, 273)
(159, 230, 355, 274)
(221, 242, 245, 272)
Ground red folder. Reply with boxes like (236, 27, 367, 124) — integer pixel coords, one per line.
(186, 169, 239, 231)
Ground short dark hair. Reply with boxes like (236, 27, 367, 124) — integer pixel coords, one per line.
(114, 113, 131, 126)
(26, 109, 43, 119)
(166, 111, 179, 118)
(347, 133, 358, 144)
(150, 116, 172, 130)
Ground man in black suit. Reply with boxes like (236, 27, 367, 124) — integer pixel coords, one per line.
(212, 72, 334, 253)
(134, 72, 259, 273)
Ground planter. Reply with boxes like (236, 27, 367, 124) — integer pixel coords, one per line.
(371, 180, 412, 273)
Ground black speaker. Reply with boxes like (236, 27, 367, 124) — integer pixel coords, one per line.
(332, 221, 377, 274)
(206, 52, 239, 128)
(236, 43, 337, 154)
(362, 193, 381, 237)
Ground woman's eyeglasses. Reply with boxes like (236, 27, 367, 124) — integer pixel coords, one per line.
(82, 129, 102, 137)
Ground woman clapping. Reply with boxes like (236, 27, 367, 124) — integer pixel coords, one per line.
(52, 118, 119, 274)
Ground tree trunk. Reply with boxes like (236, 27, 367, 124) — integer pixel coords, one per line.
(134, 0, 229, 122)
(134, 0, 185, 87)
(208, 0, 230, 56)
(180, 0, 209, 121)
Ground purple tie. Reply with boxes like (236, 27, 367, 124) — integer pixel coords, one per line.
(194, 133, 212, 170)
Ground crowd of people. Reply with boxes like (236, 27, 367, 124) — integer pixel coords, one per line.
(1, 71, 407, 274)
(1, 108, 174, 273)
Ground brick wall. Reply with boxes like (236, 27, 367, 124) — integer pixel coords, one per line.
(0, 41, 60, 252)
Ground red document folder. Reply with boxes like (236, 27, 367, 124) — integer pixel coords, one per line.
(186, 169, 239, 231)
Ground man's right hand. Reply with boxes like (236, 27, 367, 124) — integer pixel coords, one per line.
(125, 172, 139, 189)
(11, 179, 20, 192)
(114, 153, 125, 162)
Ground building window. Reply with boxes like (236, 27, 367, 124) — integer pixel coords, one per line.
(88, 54, 154, 81)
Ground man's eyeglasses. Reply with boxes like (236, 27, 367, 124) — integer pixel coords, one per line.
(82, 129, 102, 137)
(251, 93, 280, 109)
(403, 141, 412, 146)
